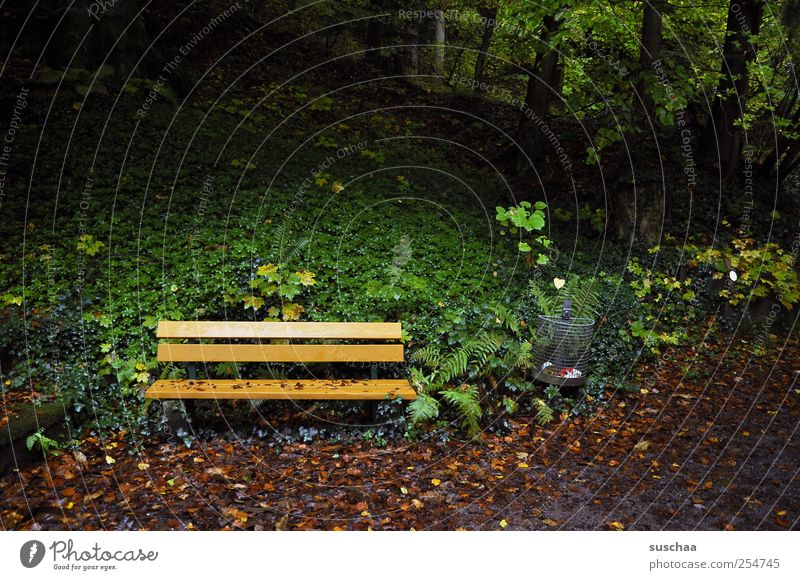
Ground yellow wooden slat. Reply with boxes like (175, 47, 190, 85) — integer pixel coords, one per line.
(157, 321, 401, 339)
(157, 343, 404, 362)
(145, 379, 416, 400)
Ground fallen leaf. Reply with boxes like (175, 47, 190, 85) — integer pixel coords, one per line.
(137, 462, 150, 470)
(633, 440, 651, 452)
(609, 521, 625, 530)
(499, 519, 508, 528)
(431, 478, 441, 486)
(105, 455, 115, 465)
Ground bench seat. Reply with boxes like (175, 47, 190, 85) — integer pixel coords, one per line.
(145, 320, 415, 403)
(146, 378, 415, 400)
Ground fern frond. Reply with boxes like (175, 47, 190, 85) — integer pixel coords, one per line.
(492, 304, 521, 333)
(412, 344, 442, 368)
(530, 279, 557, 315)
(434, 331, 503, 384)
(563, 276, 601, 319)
(533, 397, 554, 426)
(407, 393, 440, 425)
(502, 339, 533, 370)
(269, 220, 312, 264)
(283, 235, 311, 262)
(441, 385, 483, 440)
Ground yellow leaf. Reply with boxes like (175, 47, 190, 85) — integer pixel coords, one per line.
(518, 463, 529, 468)
(297, 270, 316, 286)
(281, 302, 305, 321)
(499, 519, 508, 528)
(331, 181, 344, 193)
(431, 478, 441, 486)
(105, 455, 116, 465)
(137, 462, 150, 470)
(609, 521, 625, 530)
(257, 263, 278, 276)
(633, 440, 651, 452)
(361, 511, 371, 517)
(66, 502, 74, 510)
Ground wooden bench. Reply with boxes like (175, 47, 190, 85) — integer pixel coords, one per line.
(144, 321, 416, 401)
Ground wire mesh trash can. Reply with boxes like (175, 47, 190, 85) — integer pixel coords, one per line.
(532, 306, 595, 387)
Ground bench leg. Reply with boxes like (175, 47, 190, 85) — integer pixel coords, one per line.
(162, 400, 192, 440)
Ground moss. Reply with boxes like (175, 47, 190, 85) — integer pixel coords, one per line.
(0, 398, 70, 448)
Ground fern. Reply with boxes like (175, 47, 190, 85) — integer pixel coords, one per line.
(434, 331, 504, 384)
(563, 276, 602, 319)
(529, 279, 557, 315)
(530, 276, 602, 319)
(412, 344, 441, 368)
(269, 220, 311, 264)
(408, 393, 440, 424)
(533, 398, 554, 426)
(502, 339, 533, 371)
(441, 385, 483, 441)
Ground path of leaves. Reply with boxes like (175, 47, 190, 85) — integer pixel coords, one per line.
(2, 336, 798, 531)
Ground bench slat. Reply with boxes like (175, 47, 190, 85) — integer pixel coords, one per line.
(157, 321, 402, 339)
(145, 379, 416, 400)
(157, 343, 404, 362)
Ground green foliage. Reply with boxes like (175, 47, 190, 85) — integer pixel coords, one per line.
(529, 275, 602, 319)
(440, 385, 483, 441)
(26, 430, 60, 456)
(415, 330, 505, 386)
(240, 262, 316, 320)
(76, 234, 104, 256)
(625, 253, 698, 354)
(407, 392, 440, 425)
(688, 238, 800, 309)
(496, 201, 552, 265)
(532, 397, 554, 426)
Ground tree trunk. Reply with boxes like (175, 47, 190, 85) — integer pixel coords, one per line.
(516, 15, 560, 173)
(701, 0, 765, 179)
(636, 1, 663, 121)
(433, 10, 446, 75)
(473, 6, 497, 89)
(758, 0, 800, 183)
(400, 21, 419, 75)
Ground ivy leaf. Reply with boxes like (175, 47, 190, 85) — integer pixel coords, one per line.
(518, 242, 532, 252)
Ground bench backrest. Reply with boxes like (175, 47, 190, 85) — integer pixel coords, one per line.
(156, 321, 404, 363)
